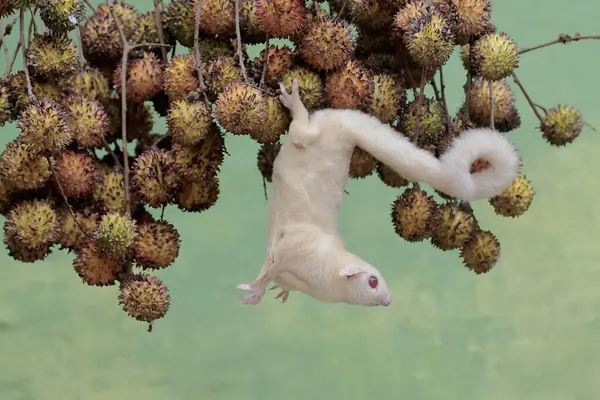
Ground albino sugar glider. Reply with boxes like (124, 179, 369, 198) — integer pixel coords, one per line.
(236, 79, 519, 307)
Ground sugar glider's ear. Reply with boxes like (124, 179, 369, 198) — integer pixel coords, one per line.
(339, 265, 366, 279)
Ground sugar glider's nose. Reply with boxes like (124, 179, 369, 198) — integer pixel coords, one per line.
(380, 292, 391, 306)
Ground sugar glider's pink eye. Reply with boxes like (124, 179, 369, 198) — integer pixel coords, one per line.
(368, 275, 378, 289)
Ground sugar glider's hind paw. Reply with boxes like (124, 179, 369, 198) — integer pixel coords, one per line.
(236, 283, 265, 305)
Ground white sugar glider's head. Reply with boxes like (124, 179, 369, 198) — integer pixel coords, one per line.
(338, 264, 392, 307)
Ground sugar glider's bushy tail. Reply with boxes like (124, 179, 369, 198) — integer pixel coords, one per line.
(338, 110, 519, 201)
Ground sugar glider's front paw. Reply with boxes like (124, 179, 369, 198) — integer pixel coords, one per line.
(278, 78, 301, 112)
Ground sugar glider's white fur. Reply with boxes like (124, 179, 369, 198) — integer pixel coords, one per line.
(236, 79, 519, 307)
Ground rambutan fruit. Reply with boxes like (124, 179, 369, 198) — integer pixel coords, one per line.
(541, 105, 584, 146)
(73, 242, 123, 286)
(257, 141, 281, 183)
(26, 33, 79, 80)
(3, 199, 59, 251)
(300, 18, 354, 71)
(249, 46, 294, 88)
(132, 148, 181, 208)
(60, 67, 112, 103)
(364, 53, 398, 74)
(470, 32, 519, 81)
(57, 207, 99, 251)
(54, 151, 102, 198)
(334, 0, 393, 30)
(113, 52, 163, 103)
(460, 44, 472, 71)
(460, 229, 500, 274)
(398, 97, 445, 149)
(0, 82, 12, 126)
(94, 171, 127, 214)
(5, 232, 53, 263)
(489, 176, 535, 218)
(355, 27, 391, 56)
(390, 185, 439, 242)
(0, 141, 51, 192)
(202, 56, 242, 101)
(7, 72, 62, 116)
(133, 221, 181, 269)
(324, 60, 374, 110)
(349, 147, 376, 179)
(404, 11, 455, 71)
(450, 0, 491, 45)
(172, 125, 226, 180)
(241, 0, 266, 43)
(94, 211, 137, 260)
(281, 67, 324, 109)
(0, 176, 13, 215)
(176, 176, 220, 212)
(62, 95, 109, 148)
(251, 96, 290, 144)
(215, 82, 268, 136)
(467, 78, 516, 128)
(376, 162, 409, 189)
(0, 0, 15, 17)
(393, 0, 426, 32)
(119, 273, 170, 322)
(17, 99, 73, 154)
(255, 0, 307, 37)
(162, 0, 195, 48)
(194, 0, 235, 36)
(135, 11, 170, 47)
(431, 203, 477, 250)
(38, 0, 85, 33)
(198, 38, 237, 61)
(167, 100, 212, 146)
(369, 74, 405, 123)
(163, 54, 199, 102)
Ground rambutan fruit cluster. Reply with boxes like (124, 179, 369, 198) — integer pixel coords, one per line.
(0, 0, 593, 330)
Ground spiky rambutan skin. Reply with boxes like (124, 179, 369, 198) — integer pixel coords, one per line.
(199, 38, 237, 61)
(355, 27, 391, 56)
(7, 72, 61, 117)
(163, 54, 199, 102)
(541, 105, 583, 146)
(0, 141, 50, 192)
(489, 176, 535, 218)
(203, 56, 242, 101)
(364, 53, 398, 73)
(393, 0, 426, 32)
(55, 151, 102, 198)
(257, 141, 281, 182)
(449, 0, 491, 44)
(5, 231, 53, 263)
(251, 96, 290, 144)
(38, 0, 85, 33)
(281, 67, 324, 109)
(398, 98, 445, 150)
(299, 18, 354, 71)
(119, 273, 170, 322)
(0, 82, 13, 126)
(133, 221, 180, 270)
(470, 32, 519, 81)
(176, 177, 220, 212)
(81, 2, 142, 63)
(369, 74, 405, 123)
(241, 0, 266, 43)
(0, 176, 13, 215)
(94, 171, 127, 213)
(73, 242, 123, 286)
(132, 148, 181, 208)
(390, 185, 440, 242)
(60, 67, 112, 104)
(0, 0, 15, 17)
(171, 126, 225, 181)
(460, 230, 500, 274)
(325, 60, 374, 110)
(467, 78, 516, 127)
(62, 95, 109, 148)
(404, 11, 455, 71)
(431, 204, 477, 250)
(255, 0, 307, 37)
(4, 199, 59, 251)
(331, 0, 393, 30)
(376, 162, 409, 188)
(194, 0, 235, 36)
(162, 0, 195, 48)
(135, 11, 170, 47)
(494, 108, 521, 134)
(250, 46, 294, 88)
(57, 207, 99, 251)
(26, 33, 79, 80)
(167, 100, 212, 146)
(113, 52, 163, 103)
(349, 147, 376, 179)
(215, 83, 269, 136)
(94, 212, 137, 260)
(18, 99, 73, 154)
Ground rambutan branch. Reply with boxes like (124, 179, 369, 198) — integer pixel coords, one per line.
(489, 80, 495, 129)
(152, 0, 168, 62)
(82, 0, 95, 12)
(193, 0, 210, 103)
(102, 137, 123, 170)
(519, 33, 600, 55)
(19, 8, 34, 99)
(438, 67, 451, 134)
(29, 7, 39, 33)
(511, 72, 545, 126)
(259, 35, 270, 88)
(411, 68, 427, 140)
(75, 27, 86, 67)
(335, 0, 349, 21)
(430, 78, 440, 101)
(234, 0, 248, 82)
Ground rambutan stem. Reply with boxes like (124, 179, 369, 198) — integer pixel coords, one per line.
(488, 80, 495, 129)
(438, 67, 451, 134)
(234, 0, 248, 82)
(511, 72, 545, 126)
(259, 35, 270, 88)
(193, 0, 210, 103)
(335, 0, 349, 21)
(75, 27, 86, 67)
(29, 7, 39, 33)
(83, 0, 95, 12)
(411, 67, 427, 140)
(102, 137, 123, 170)
(519, 33, 600, 55)
(19, 8, 34, 99)
(152, 0, 168, 62)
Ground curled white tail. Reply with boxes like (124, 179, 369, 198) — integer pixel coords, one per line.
(338, 110, 519, 201)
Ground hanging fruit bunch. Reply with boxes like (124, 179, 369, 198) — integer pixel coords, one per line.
(0, 0, 596, 330)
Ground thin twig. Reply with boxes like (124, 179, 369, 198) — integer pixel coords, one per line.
(19, 8, 34, 98)
(1, 16, 19, 72)
(430, 79, 440, 102)
(29, 7, 39, 33)
(511, 72, 544, 126)
(83, 0, 95, 12)
(102, 137, 123, 170)
(76, 27, 86, 67)
(533, 103, 547, 113)
(152, 0, 168, 62)
(411, 68, 427, 140)
(335, 0, 349, 21)
(488, 80, 495, 129)
(259, 35, 270, 88)
(5, 41, 21, 78)
(151, 133, 169, 148)
(160, 205, 165, 221)
(234, 0, 248, 82)
(193, 0, 210, 103)
(519, 33, 600, 55)
(438, 67, 451, 134)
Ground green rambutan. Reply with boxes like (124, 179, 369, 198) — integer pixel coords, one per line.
(38, 0, 85, 33)
(94, 211, 137, 260)
(404, 10, 455, 71)
(18, 99, 73, 154)
(202, 56, 242, 101)
(167, 99, 212, 146)
(26, 32, 79, 80)
(251, 96, 290, 144)
(162, 0, 195, 48)
(215, 82, 268, 136)
(489, 175, 535, 218)
(94, 171, 127, 214)
(57, 207, 99, 251)
(398, 97, 445, 150)
(133, 221, 181, 270)
(470, 32, 519, 81)
(194, 0, 235, 36)
(369, 73, 405, 123)
(163, 54, 199, 102)
(541, 105, 584, 146)
(0, 140, 51, 192)
(62, 95, 110, 148)
(3, 199, 59, 251)
(60, 67, 112, 103)
(281, 67, 324, 109)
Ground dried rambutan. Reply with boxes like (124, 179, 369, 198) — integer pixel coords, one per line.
(467, 79, 516, 128)
(162, 0, 195, 48)
(215, 82, 269, 136)
(119, 273, 170, 322)
(54, 151, 102, 198)
(0, 0, 15, 17)
(255, 0, 307, 37)
(62, 95, 109, 148)
(38, 0, 85, 33)
(132, 148, 181, 208)
(393, 0, 426, 32)
(250, 46, 294, 88)
(0, 82, 11, 126)
(241, 0, 266, 43)
(3, 199, 59, 251)
(73, 242, 123, 286)
(398, 97, 445, 150)
(0, 176, 13, 215)
(257, 141, 281, 183)
(376, 162, 409, 189)
(300, 18, 354, 71)
(133, 221, 181, 269)
(390, 185, 440, 242)
(94, 171, 127, 213)
(325, 60, 374, 110)
(281, 67, 324, 109)
(349, 147, 377, 179)
(541, 105, 584, 147)
(60, 67, 112, 103)
(176, 177, 220, 212)
(431, 204, 477, 250)
(163, 54, 199, 102)
(113, 52, 163, 103)
(450, 0, 491, 45)
(57, 207, 99, 251)
(460, 230, 500, 274)
(194, 0, 235, 36)
(0, 140, 50, 192)
(26, 32, 79, 80)
(18, 99, 73, 154)
(5, 231, 53, 263)
(202, 56, 242, 101)
(489, 176, 535, 218)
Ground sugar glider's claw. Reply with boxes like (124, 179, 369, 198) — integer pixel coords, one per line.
(275, 290, 289, 303)
(269, 284, 279, 291)
(291, 78, 299, 94)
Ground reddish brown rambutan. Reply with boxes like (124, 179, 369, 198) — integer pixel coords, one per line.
(54, 151, 102, 198)
(113, 52, 163, 103)
(255, 0, 308, 37)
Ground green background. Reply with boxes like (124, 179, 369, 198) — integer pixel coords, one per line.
(1, 1, 600, 399)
